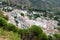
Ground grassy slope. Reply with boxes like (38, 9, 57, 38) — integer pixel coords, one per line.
(0, 28, 20, 40)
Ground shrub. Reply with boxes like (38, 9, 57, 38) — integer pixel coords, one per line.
(56, 26, 60, 32)
(3, 15, 9, 20)
(14, 16, 17, 19)
(0, 28, 21, 40)
(41, 33, 48, 40)
(53, 33, 60, 40)
(18, 29, 23, 35)
(33, 14, 40, 19)
(15, 20, 19, 25)
(0, 10, 4, 17)
(4, 23, 18, 32)
(0, 17, 7, 27)
(48, 35, 54, 40)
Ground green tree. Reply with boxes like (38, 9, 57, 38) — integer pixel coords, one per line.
(18, 28, 30, 40)
(29, 25, 43, 40)
(28, 8, 32, 12)
(54, 16, 60, 26)
(20, 13, 24, 17)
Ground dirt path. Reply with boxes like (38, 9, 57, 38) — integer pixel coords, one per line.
(0, 38, 4, 40)
(0, 37, 9, 40)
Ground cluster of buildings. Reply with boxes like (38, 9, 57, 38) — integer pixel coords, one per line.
(3, 9, 58, 35)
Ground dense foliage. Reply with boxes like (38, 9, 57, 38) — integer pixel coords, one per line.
(0, 17, 48, 40)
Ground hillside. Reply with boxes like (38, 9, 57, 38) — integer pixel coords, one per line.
(30, 0, 60, 10)
(0, 0, 60, 10)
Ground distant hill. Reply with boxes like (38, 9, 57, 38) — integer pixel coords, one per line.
(1, 0, 60, 10)
(30, 0, 60, 10)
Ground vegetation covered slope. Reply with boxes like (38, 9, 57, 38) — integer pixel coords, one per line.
(1, 0, 60, 10)
(0, 28, 20, 40)
(30, 0, 60, 10)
